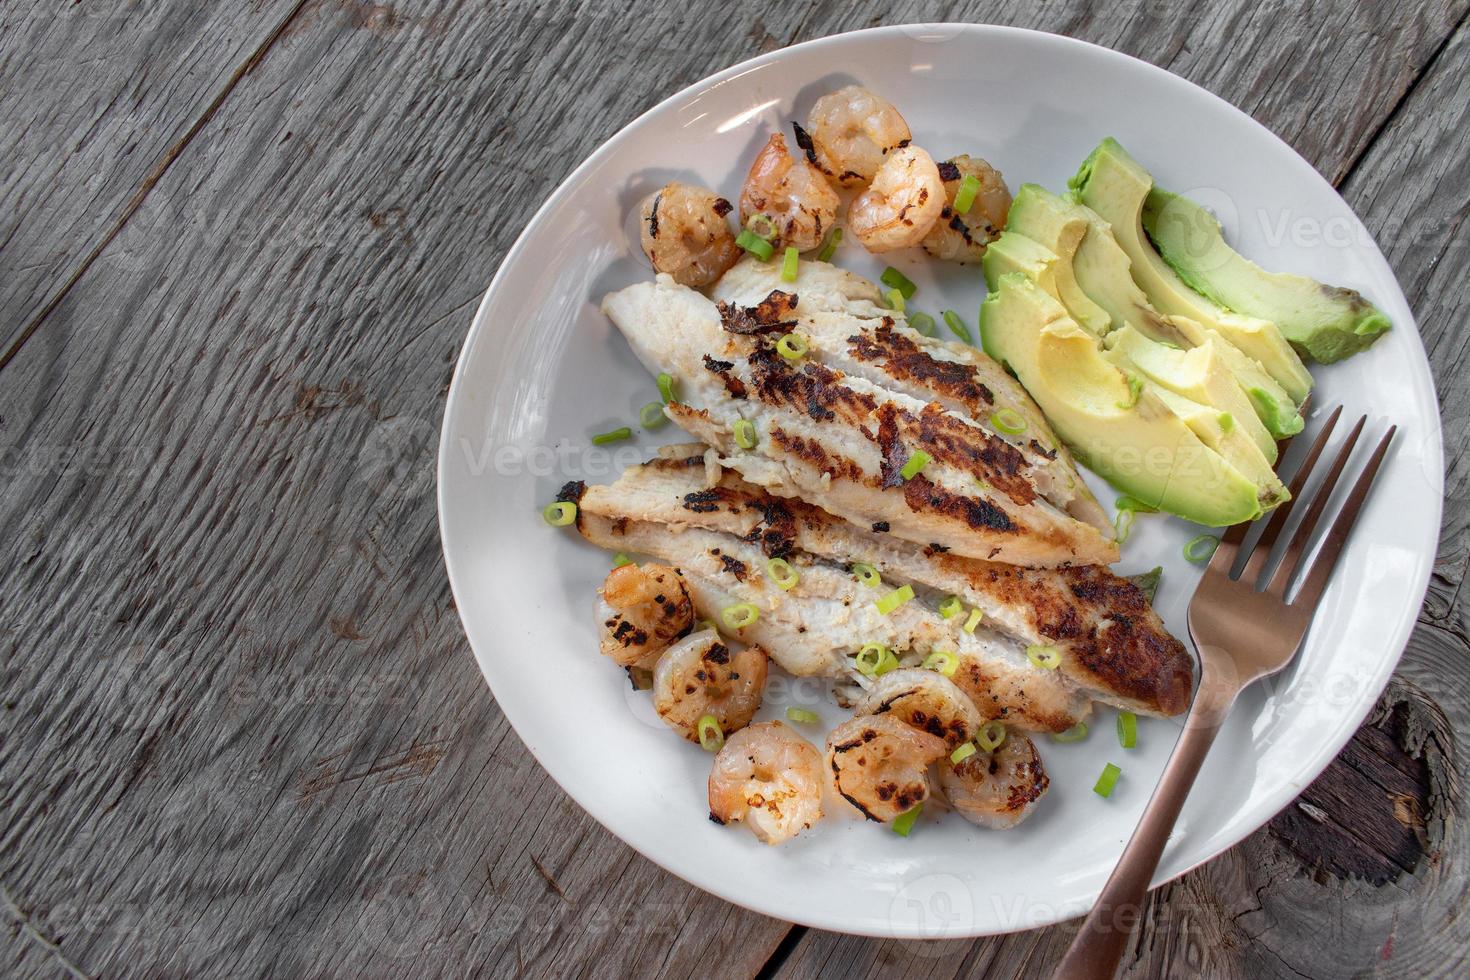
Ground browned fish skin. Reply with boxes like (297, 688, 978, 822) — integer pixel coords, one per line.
(580, 449, 1193, 717)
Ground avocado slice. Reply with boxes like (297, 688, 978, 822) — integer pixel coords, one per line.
(1069, 138, 1314, 405)
(990, 186, 1114, 336)
(1103, 324, 1277, 464)
(979, 273, 1263, 526)
(1142, 188, 1391, 363)
(1003, 184, 1304, 440)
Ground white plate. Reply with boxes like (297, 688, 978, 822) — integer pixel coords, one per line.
(438, 25, 1442, 937)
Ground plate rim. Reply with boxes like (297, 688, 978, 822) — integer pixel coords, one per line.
(437, 21, 1443, 937)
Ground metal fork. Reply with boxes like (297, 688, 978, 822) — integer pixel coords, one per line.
(1053, 407, 1396, 980)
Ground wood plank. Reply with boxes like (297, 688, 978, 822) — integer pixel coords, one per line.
(0, 0, 309, 363)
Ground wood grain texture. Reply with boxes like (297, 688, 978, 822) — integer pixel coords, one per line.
(0, 0, 1466, 978)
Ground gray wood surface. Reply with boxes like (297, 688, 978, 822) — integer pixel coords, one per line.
(1, 1, 1466, 977)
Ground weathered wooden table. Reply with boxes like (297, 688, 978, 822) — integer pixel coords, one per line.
(3, 1, 1467, 976)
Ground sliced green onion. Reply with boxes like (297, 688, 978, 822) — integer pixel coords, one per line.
(976, 720, 1007, 753)
(990, 408, 1027, 435)
(1094, 762, 1122, 798)
(891, 802, 923, 837)
(953, 173, 982, 215)
(1115, 507, 1136, 544)
(542, 501, 576, 526)
(815, 227, 842, 262)
(1218, 412, 1235, 433)
(720, 602, 760, 630)
(592, 425, 632, 445)
(850, 562, 882, 589)
(899, 450, 931, 480)
(950, 742, 977, 765)
(776, 333, 808, 361)
(921, 650, 959, 677)
(639, 401, 668, 429)
(735, 228, 775, 261)
(745, 213, 778, 241)
(1051, 722, 1090, 743)
(908, 311, 937, 336)
(657, 372, 678, 405)
(732, 418, 758, 450)
(943, 310, 972, 343)
(1184, 534, 1220, 563)
(612, 552, 633, 568)
(1115, 495, 1158, 513)
(875, 584, 915, 615)
(1117, 711, 1138, 749)
(781, 246, 800, 282)
(854, 643, 898, 677)
(885, 287, 906, 313)
(938, 595, 964, 620)
(1117, 373, 1143, 410)
(880, 267, 918, 299)
(1027, 644, 1062, 670)
(698, 714, 725, 752)
(786, 707, 821, 725)
(962, 608, 984, 633)
(765, 556, 800, 591)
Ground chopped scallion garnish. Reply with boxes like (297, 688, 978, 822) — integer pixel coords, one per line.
(591, 425, 632, 445)
(875, 584, 915, 615)
(850, 562, 882, 589)
(891, 802, 923, 837)
(854, 643, 897, 677)
(976, 720, 1007, 753)
(899, 450, 931, 480)
(735, 228, 775, 261)
(1117, 711, 1138, 749)
(732, 418, 758, 450)
(720, 602, 760, 630)
(1051, 722, 1089, 743)
(698, 714, 725, 752)
(962, 608, 983, 633)
(885, 287, 906, 313)
(908, 311, 937, 336)
(786, 707, 820, 725)
(953, 173, 982, 215)
(1184, 534, 1220, 563)
(1094, 762, 1122, 798)
(657, 372, 678, 405)
(639, 400, 668, 429)
(765, 556, 800, 591)
(943, 310, 972, 343)
(880, 266, 918, 299)
(990, 408, 1027, 435)
(938, 595, 964, 620)
(612, 553, 633, 568)
(781, 245, 799, 283)
(542, 501, 576, 526)
(1115, 508, 1135, 544)
(921, 650, 959, 677)
(776, 333, 808, 361)
(745, 213, 778, 241)
(1026, 644, 1062, 670)
(815, 227, 842, 262)
(950, 742, 977, 765)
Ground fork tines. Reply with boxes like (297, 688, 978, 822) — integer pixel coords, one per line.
(1211, 406, 1396, 609)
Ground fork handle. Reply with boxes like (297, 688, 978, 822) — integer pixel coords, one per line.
(1051, 653, 1237, 980)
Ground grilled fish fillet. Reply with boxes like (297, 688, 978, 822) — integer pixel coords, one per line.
(578, 447, 1193, 717)
(577, 510, 1092, 733)
(601, 268, 1117, 568)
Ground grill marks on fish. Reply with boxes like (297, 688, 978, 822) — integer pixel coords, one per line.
(848, 320, 995, 413)
(717, 289, 799, 335)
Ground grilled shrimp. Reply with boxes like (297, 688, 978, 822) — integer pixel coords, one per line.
(937, 729, 1049, 829)
(708, 721, 824, 844)
(848, 146, 945, 253)
(798, 86, 912, 187)
(853, 669, 983, 749)
(653, 629, 769, 742)
(825, 714, 947, 822)
(921, 155, 1012, 263)
(596, 562, 694, 667)
(739, 132, 841, 252)
(638, 182, 742, 288)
